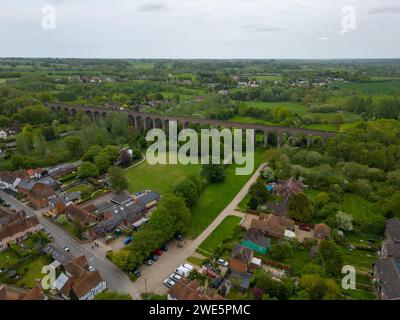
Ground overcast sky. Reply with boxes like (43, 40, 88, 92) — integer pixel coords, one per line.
(1, 0, 399, 59)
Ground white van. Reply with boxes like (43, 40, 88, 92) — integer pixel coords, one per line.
(181, 263, 194, 272)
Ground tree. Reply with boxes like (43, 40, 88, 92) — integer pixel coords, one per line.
(288, 192, 314, 222)
(262, 167, 275, 182)
(173, 179, 199, 208)
(95, 153, 111, 174)
(78, 161, 99, 179)
(269, 241, 293, 261)
(94, 291, 132, 300)
(111, 249, 130, 270)
(82, 145, 102, 162)
(317, 240, 343, 276)
(64, 135, 83, 157)
(248, 197, 259, 210)
(108, 166, 129, 194)
(249, 179, 269, 203)
(160, 193, 191, 234)
(335, 211, 353, 232)
(200, 163, 225, 183)
(314, 192, 329, 208)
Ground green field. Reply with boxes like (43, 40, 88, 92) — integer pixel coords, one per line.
(16, 254, 52, 289)
(125, 155, 201, 194)
(334, 80, 400, 94)
(198, 216, 242, 253)
(125, 149, 268, 238)
(188, 149, 267, 237)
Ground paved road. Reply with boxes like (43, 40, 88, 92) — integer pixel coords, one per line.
(134, 162, 267, 294)
(0, 190, 141, 299)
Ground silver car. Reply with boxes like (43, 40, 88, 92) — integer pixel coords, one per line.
(170, 273, 182, 282)
(163, 278, 176, 288)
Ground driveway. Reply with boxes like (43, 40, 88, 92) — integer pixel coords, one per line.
(134, 162, 267, 294)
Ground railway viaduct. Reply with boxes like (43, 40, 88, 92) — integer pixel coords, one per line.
(48, 104, 337, 147)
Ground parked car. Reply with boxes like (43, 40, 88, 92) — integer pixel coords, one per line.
(175, 234, 184, 241)
(164, 278, 176, 289)
(124, 237, 132, 245)
(154, 248, 163, 256)
(144, 259, 154, 266)
(151, 254, 159, 261)
(161, 244, 168, 252)
(88, 265, 95, 272)
(133, 270, 141, 277)
(64, 247, 70, 252)
(299, 225, 311, 232)
(203, 268, 217, 278)
(217, 258, 229, 267)
(170, 273, 182, 282)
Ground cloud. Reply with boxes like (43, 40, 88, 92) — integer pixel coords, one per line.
(137, 2, 170, 12)
(317, 36, 329, 41)
(369, 7, 400, 15)
(244, 24, 285, 32)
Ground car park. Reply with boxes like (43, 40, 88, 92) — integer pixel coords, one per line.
(163, 278, 176, 288)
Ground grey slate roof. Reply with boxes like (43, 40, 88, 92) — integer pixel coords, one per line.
(374, 258, 400, 300)
(243, 228, 270, 249)
(386, 219, 400, 242)
(137, 191, 160, 206)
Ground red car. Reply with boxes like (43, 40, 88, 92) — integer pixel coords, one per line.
(299, 225, 311, 232)
(203, 268, 216, 278)
(154, 248, 163, 256)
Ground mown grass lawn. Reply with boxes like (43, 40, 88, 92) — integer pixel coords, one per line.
(16, 254, 52, 289)
(0, 249, 20, 269)
(198, 216, 242, 253)
(125, 155, 201, 194)
(188, 149, 268, 238)
(125, 149, 268, 238)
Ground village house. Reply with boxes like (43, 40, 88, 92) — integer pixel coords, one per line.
(0, 207, 41, 252)
(314, 223, 332, 240)
(0, 170, 28, 192)
(250, 214, 295, 239)
(53, 255, 106, 300)
(241, 228, 270, 255)
(66, 204, 98, 226)
(168, 278, 225, 300)
(385, 219, 400, 243)
(48, 163, 77, 179)
(230, 244, 254, 273)
(90, 191, 160, 238)
(267, 177, 306, 216)
(0, 283, 48, 300)
(373, 218, 400, 300)
(373, 258, 400, 300)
